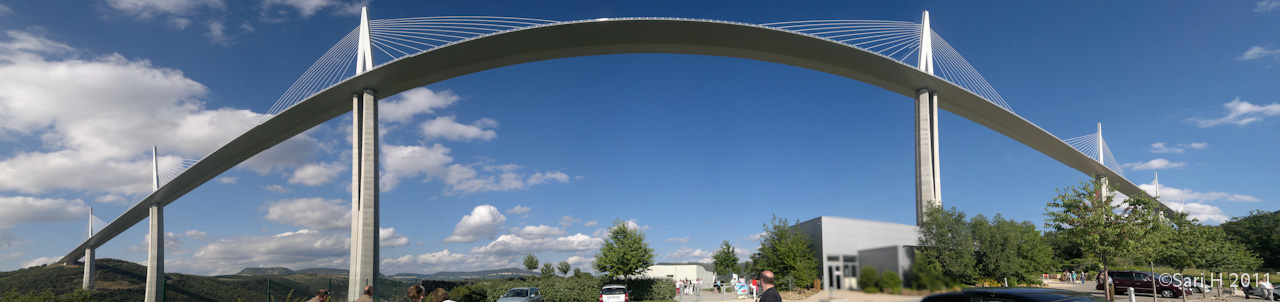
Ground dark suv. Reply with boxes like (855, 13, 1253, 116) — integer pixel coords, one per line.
(1095, 270, 1192, 298)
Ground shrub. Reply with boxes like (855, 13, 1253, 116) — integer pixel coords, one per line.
(879, 271, 901, 294)
(859, 267, 880, 292)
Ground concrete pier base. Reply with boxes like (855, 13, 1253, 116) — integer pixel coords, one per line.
(82, 247, 94, 290)
(348, 89, 379, 301)
(144, 205, 163, 302)
(915, 89, 941, 225)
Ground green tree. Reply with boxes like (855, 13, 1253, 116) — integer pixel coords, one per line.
(524, 253, 540, 272)
(1044, 178, 1159, 300)
(541, 263, 555, 277)
(1220, 210, 1280, 270)
(880, 271, 902, 294)
(712, 241, 739, 277)
(918, 206, 977, 284)
(557, 261, 572, 276)
(754, 215, 818, 289)
(908, 250, 948, 290)
(594, 219, 656, 280)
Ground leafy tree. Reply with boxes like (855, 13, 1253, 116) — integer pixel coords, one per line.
(918, 206, 977, 284)
(594, 219, 656, 280)
(524, 253, 540, 272)
(908, 250, 948, 290)
(712, 241, 739, 277)
(558, 261, 572, 276)
(754, 215, 818, 289)
(1044, 178, 1161, 300)
(1220, 210, 1280, 270)
(880, 271, 902, 294)
(541, 263, 556, 278)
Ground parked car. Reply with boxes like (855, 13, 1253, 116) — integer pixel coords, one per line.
(600, 284, 629, 302)
(1095, 270, 1193, 298)
(498, 287, 544, 302)
(923, 287, 1109, 302)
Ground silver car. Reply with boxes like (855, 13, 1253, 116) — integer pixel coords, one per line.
(498, 287, 544, 302)
(600, 284, 628, 302)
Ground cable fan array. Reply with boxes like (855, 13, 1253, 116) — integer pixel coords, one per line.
(155, 156, 201, 186)
(1062, 132, 1126, 178)
(82, 213, 108, 242)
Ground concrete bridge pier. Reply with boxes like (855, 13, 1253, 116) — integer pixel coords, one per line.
(144, 204, 163, 302)
(82, 247, 94, 290)
(915, 88, 941, 225)
(348, 89, 380, 301)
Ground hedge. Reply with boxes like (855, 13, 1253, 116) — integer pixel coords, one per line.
(444, 275, 675, 302)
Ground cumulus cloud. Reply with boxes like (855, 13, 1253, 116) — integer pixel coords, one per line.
(0, 30, 320, 194)
(528, 171, 570, 186)
(264, 198, 350, 230)
(20, 256, 58, 269)
(288, 162, 346, 186)
(1190, 98, 1280, 127)
(216, 177, 238, 184)
(470, 233, 603, 257)
(583, 220, 598, 227)
(1149, 142, 1208, 153)
(421, 116, 498, 142)
(185, 228, 348, 275)
(381, 143, 573, 194)
(1122, 158, 1186, 170)
(264, 184, 290, 193)
(565, 255, 595, 272)
(184, 229, 207, 240)
(665, 236, 691, 243)
(1176, 202, 1231, 224)
(559, 215, 581, 227)
(129, 232, 186, 254)
(506, 205, 531, 215)
(106, 0, 225, 19)
(746, 232, 766, 241)
(0, 196, 89, 248)
(512, 225, 565, 239)
(1139, 181, 1260, 203)
(380, 88, 460, 123)
(443, 205, 506, 243)
(381, 227, 409, 247)
(381, 143, 454, 191)
(380, 249, 517, 275)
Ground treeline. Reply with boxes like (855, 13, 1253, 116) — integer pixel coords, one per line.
(444, 275, 675, 302)
(913, 207, 1055, 289)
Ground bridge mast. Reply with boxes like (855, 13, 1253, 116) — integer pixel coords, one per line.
(349, 6, 380, 301)
(145, 146, 164, 302)
(82, 208, 95, 290)
(1094, 123, 1108, 200)
(915, 11, 941, 226)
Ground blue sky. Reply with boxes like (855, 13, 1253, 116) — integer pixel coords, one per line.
(1, 0, 1278, 275)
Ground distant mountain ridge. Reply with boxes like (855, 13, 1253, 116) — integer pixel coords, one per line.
(236, 266, 534, 281)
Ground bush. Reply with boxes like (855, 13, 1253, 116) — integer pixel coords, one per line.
(471, 275, 675, 302)
(858, 267, 880, 292)
(880, 271, 901, 294)
(450, 283, 488, 302)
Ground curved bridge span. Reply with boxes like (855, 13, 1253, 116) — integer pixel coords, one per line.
(62, 17, 1148, 279)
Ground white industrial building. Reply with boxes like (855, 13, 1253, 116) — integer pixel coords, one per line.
(642, 264, 716, 283)
(794, 216, 919, 290)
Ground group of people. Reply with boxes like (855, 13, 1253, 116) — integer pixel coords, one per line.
(303, 284, 457, 302)
(1062, 270, 1086, 284)
(677, 278, 704, 295)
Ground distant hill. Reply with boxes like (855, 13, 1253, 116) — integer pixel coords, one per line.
(391, 268, 536, 281)
(236, 266, 351, 277)
(0, 258, 414, 302)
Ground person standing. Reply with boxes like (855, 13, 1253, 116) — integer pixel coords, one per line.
(1259, 278, 1274, 302)
(355, 285, 374, 302)
(758, 270, 782, 302)
(305, 289, 329, 302)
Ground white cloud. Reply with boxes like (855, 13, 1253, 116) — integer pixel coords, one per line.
(583, 220, 598, 227)
(1257, 0, 1280, 12)
(420, 116, 498, 142)
(1149, 142, 1208, 153)
(216, 177, 238, 184)
(665, 247, 711, 261)
(443, 205, 506, 243)
(184, 229, 207, 240)
(0, 196, 89, 248)
(1241, 46, 1280, 60)
(623, 219, 651, 231)
(379, 88, 460, 123)
(512, 225, 565, 239)
(506, 205, 532, 215)
(381, 143, 572, 194)
(470, 233, 603, 257)
(20, 256, 58, 269)
(528, 171, 570, 186)
(188, 228, 348, 275)
(559, 215, 581, 227)
(665, 236, 691, 243)
(0, 30, 320, 194)
(264, 184, 290, 193)
(565, 255, 596, 273)
(288, 162, 345, 186)
(381, 143, 453, 191)
(746, 232, 766, 241)
(1139, 180, 1260, 203)
(1191, 98, 1280, 127)
(261, 0, 366, 19)
(380, 249, 517, 275)
(0, 4, 11, 16)
(1122, 158, 1186, 170)
(106, 0, 225, 18)
(129, 232, 185, 254)
(264, 198, 350, 230)
(1177, 202, 1231, 224)
(381, 227, 409, 247)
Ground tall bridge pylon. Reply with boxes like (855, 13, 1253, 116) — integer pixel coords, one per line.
(915, 11, 941, 225)
(348, 6, 381, 302)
